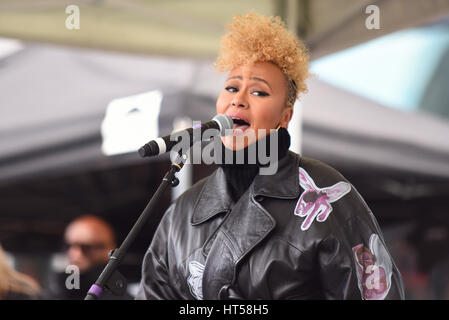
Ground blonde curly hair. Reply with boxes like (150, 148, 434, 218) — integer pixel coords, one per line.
(215, 13, 310, 107)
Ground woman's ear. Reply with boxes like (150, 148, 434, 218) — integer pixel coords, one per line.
(279, 106, 293, 128)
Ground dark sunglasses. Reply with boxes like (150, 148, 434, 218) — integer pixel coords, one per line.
(63, 242, 107, 254)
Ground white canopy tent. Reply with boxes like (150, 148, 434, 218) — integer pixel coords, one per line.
(1, 38, 449, 186)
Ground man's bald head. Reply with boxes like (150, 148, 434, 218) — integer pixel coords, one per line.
(64, 215, 116, 273)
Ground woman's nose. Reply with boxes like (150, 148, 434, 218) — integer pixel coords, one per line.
(232, 88, 248, 108)
(231, 91, 248, 109)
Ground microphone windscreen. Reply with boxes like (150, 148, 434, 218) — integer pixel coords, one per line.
(213, 114, 233, 136)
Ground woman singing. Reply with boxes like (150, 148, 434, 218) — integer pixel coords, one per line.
(136, 13, 404, 300)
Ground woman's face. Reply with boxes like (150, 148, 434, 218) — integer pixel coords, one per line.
(216, 61, 293, 150)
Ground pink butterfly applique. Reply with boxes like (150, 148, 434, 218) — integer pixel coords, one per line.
(294, 167, 351, 231)
(352, 234, 393, 300)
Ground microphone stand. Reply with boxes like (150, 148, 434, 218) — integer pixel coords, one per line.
(84, 153, 187, 300)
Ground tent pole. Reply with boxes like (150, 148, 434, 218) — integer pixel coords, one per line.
(285, 0, 304, 155)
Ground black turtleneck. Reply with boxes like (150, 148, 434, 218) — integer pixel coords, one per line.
(219, 128, 291, 202)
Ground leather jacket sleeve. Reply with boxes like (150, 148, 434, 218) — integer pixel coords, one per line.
(136, 251, 175, 300)
(317, 187, 404, 300)
(136, 204, 181, 300)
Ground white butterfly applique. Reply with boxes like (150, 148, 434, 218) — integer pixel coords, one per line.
(187, 261, 205, 300)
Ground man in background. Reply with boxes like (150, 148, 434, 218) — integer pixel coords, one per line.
(64, 215, 116, 275)
(50, 214, 131, 299)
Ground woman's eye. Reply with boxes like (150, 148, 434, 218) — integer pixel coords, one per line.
(252, 91, 269, 97)
(225, 86, 237, 92)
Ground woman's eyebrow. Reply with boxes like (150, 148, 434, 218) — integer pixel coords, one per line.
(226, 75, 272, 90)
(251, 77, 272, 90)
(226, 75, 243, 82)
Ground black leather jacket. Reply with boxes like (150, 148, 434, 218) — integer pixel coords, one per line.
(136, 152, 405, 300)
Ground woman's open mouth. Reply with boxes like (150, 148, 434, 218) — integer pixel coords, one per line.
(231, 117, 250, 135)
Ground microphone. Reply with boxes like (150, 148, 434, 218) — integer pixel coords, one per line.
(138, 114, 233, 157)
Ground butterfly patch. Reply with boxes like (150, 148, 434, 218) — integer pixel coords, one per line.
(294, 167, 351, 231)
(187, 261, 205, 300)
(352, 234, 393, 300)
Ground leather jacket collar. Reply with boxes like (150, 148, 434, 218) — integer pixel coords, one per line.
(191, 151, 301, 225)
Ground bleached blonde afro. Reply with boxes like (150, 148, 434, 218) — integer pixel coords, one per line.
(215, 13, 310, 106)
